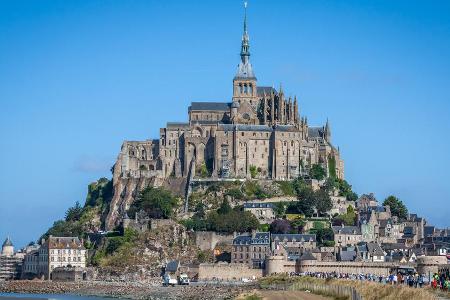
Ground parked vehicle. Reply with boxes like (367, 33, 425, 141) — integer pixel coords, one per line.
(178, 273, 190, 285)
(163, 274, 177, 287)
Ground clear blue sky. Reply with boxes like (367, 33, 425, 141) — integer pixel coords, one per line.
(1, 0, 449, 248)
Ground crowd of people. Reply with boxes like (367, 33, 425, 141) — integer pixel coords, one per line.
(289, 270, 450, 291)
(431, 272, 450, 291)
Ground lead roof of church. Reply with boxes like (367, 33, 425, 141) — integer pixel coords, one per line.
(189, 102, 231, 111)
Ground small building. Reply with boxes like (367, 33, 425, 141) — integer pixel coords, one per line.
(332, 225, 362, 246)
(232, 232, 270, 269)
(243, 202, 275, 224)
(22, 249, 40, 279)
(271, 234, 317, 260)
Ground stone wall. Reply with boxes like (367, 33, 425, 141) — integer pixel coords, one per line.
(194, 231, 234, 251)
(51, 267, 85, 282)
(198, 262, 263, 280)
(416, 256, 448, 275)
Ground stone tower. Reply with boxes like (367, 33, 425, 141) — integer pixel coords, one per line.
(1, 237, 14, 256)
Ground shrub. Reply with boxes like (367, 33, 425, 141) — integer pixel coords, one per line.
(128, 187, 179, 219)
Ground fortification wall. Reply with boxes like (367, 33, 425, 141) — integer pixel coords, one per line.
(416, 256, 448, 275)
(198, 263, 263, 280)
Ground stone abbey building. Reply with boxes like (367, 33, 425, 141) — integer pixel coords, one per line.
(107, 6, 344, 229)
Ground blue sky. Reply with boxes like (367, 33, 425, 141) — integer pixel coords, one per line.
(1, 0, 449, 248)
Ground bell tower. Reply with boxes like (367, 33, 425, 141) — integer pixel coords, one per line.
(232, 2, 258, 107)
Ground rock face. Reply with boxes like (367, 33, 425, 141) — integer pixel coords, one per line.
(105, 154, 188, 231)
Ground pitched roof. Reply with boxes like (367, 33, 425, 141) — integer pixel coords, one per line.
(257, 86, 277, 96)
(272, 234, 317, 243)
(339, 250, 357, 261)
(2, 237, 13, 247)
(218, 124, 273, 132)
(46, 236, 85, 250)
(308, 127, 324, 138)
(299, 251, 317, 261)
(167, 122, 189, 128)
(367, 243, 385, 256)
(233, 232, 270, 245)
(332, 226, 361, 235)
(243, 202, 274, 209)
(189, 102, 231, 111)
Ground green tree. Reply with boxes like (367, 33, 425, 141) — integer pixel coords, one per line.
(310, 164, 326, 180)
(310, 228, 334, 247)
(314, 190, 332, 215)
(328, 156, 337, 178)
(128, 187, 178, 219)
(65, 201, 83, 222)
(273, 202, 286, 218)
(249, 165, 258, 179)
(217, 198, 232, 215)
(383, 195, 408, 221)
(226, 188, 244, 200)
(332, 205, 356, 226)
(269, 219, 292, 234)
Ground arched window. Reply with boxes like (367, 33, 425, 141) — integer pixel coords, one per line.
(244, 84, 248, 94)
(249, 84, 253, 95)
(239, 84, 243, 94)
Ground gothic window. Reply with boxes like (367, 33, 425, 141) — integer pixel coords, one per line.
(241, 132, 244, 137)
(239, 84, 243, 94)
(244, 84, 248, 94)
(249, 84, 253, 95)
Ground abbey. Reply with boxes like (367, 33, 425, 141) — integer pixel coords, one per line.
(112, 7, 344, 186)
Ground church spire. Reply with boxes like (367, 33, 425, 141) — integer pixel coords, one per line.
(235, 2, 255, 79)
(241, 2, 250, 64)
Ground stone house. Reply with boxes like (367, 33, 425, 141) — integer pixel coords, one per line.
(332, 225, 362, 247)
(232, 232, 270, 269)
(271, 234, 317, 261)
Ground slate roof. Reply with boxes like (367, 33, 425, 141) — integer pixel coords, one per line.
(233, 232, 270, 245)
(218, 124, 273, 132)
(308, 127, 324, 138)
(339, 250, 357, 261)
(332, 226, 361, 235)
(367, 243, 385, 256)
(299, 251, 317, 261)
(167, 122, 189, 128)
(189, 102, 231, 111)
(257, 86, 277, 96)
(46, 237, 85, 250)
(272, 234, 317, 243)
(2, 237, 13, 247)
(274, 125, 297, 132)
(243, 202, 274, 209)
